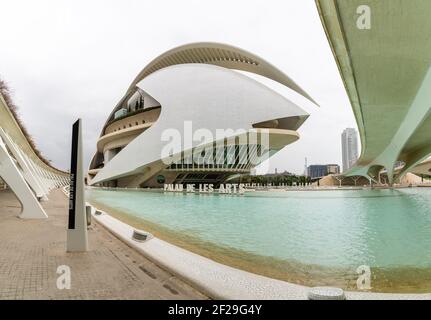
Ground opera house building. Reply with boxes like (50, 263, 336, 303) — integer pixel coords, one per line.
(89, 43, 314, 188)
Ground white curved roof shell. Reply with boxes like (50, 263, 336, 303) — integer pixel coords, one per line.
(129, 42, 316, 103)
(104, 42, 316, 126)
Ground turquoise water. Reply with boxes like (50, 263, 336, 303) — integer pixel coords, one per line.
(86, 188, 431, 270)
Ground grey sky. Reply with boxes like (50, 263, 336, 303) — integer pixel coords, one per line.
(0, 0, 358, 174)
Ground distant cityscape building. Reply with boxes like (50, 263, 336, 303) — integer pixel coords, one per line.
(304, 157, 308, 177)
(341, 128, 359, 172)
(307, 164, 340, 179)
(326, 164, 340, 175)
(264, 170, 295, 177)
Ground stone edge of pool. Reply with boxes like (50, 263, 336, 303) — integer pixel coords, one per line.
(87, 203, 431, 300)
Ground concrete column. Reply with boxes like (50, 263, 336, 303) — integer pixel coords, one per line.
(27, 158, 50, 195)
(0, 128, 48, 200)
(18, 147, 49, 200)
(0, 134, 48, 219)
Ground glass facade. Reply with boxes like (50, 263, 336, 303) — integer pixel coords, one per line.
(166, 144, 266, 172)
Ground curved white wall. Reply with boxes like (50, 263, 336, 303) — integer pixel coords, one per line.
(91, 64, 308, 185)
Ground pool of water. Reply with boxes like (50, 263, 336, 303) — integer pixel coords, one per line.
(86, 187, 431, 292)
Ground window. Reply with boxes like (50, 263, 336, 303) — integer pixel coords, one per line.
(156, 175, 165, 184)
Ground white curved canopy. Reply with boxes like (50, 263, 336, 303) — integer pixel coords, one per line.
(107, 42, 317, 120)
(128, 42, 316, 104)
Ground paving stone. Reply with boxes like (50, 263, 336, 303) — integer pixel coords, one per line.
(0, 189, 207, 300)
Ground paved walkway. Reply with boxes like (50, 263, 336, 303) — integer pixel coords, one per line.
(0, 189, 206, 299)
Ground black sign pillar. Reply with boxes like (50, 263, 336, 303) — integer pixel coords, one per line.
(66, 119, 88, 252)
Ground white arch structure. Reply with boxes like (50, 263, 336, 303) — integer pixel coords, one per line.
(89, 42, 315, 187)
(0, 93, 69, 219)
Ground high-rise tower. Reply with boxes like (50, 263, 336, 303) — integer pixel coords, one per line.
(341, 128, 359, 172)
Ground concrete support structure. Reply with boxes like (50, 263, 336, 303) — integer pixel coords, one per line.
(316, 0, 431, 184)
(351, 176, 361, 186)
(333, 175, 344, 187)
(0, 90, 69, 219)
(0, 134, 47, 218)
(0, 128, 48, 200)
